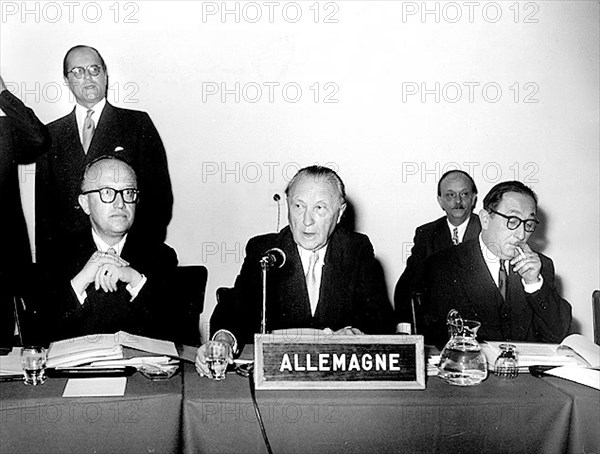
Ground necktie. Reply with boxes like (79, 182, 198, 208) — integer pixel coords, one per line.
(452, 227, 459, 245)
(107, 247, 117, 256)
(498, 260, 507, 300)
(306, 251, 320, 316)
(82, 109, 95, 153)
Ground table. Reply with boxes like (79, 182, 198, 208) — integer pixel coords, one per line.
(543, 376, 600, 453)
(0, 370, 182, 453)
(2, 359, 598, 453)
(182, 362, 598, 454)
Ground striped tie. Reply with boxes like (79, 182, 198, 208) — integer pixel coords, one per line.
(82, 109, 95, 153)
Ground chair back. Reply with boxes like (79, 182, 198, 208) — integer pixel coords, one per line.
(593, 290, 600, 346)
(171, 266, 208, 346)
(210, 287, 237, 339)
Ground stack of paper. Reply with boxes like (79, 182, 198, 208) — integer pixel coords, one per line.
(482, 334, 600, 390)
(0, 347, 23, 375)
(47, 331, 179, 369)
(482, 340, 582, 371)
(47, 334, 124, 368)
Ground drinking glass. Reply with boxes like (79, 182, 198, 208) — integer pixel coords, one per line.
(494, 344, 519, 379)
(21, 346, 47, 386)
(205, 341, 229, 381)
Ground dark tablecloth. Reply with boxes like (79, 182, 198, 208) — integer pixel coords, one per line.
(1, 370, 182, 453)
(181, 362, 580, 454)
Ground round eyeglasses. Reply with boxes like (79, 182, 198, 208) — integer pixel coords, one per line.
(81, 187, 139, 204)
(488, 209, 539, 233)
(68, 65, 102, 79)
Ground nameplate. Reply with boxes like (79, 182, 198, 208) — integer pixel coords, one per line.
(253, 332, 425, 390)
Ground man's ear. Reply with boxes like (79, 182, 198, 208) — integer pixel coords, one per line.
(336, 203, 347, 224)
(479, 208, 489, 230)
(78, 194, 90, 215)
(437, 195, 444, 210)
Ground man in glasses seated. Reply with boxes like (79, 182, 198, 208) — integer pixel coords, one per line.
(44, 156, 177, 341)
(35, 45, 173, 263)
(421, 181, 571, 347)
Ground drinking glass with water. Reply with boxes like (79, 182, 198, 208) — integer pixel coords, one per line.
(21, 346, 47, 386)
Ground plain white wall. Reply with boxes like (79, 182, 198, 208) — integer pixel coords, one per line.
(1, 1, 598, 341)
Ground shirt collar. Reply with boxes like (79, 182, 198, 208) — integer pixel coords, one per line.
(297, 244, 328, 270)
(75, 97, 106, 130)
(446, 216, 472, 242)
(91, 228, 127, 256)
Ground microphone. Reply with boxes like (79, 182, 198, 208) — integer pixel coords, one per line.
(260, 248, 286, 269)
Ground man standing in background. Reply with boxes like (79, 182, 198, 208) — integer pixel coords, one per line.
(0, 75, 50, 345)
(35, 45, 173, 262)
(394, 170, 480, 331)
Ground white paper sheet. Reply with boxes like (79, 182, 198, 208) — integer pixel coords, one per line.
(62, 377, 127, 397)
(545, 366, 600, 390)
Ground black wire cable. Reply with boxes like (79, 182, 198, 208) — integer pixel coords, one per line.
(247, 364, 274, 454)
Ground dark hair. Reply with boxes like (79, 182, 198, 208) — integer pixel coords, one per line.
(437, 170, 478, 196)
(483, 181, 538, 211)
(63, 45, 107, 78)
(80, 155, 136, 191)
(285, 166, 346, 204)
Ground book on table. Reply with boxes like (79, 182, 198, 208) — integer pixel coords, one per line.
(47, 331, 179, 368)
(482, 334, 600, 390)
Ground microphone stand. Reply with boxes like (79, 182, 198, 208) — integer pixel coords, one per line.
(260, 259, 268, 334)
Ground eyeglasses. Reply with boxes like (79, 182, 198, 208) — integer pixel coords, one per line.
(68, 65, 102, 79)
(81, 187, 140, 204)
(488, 209, 539, 233)
(443, 191, 473, 201)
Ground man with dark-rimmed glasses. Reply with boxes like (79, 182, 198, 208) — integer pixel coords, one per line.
(422, 181, 571, 347)
(35, 45, 173, 263)
(45, 156, 178, 341)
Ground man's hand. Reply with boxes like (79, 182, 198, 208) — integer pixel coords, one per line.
(195, 341, 234, 379)
(510, 242, 542, 285)
(71, 251, 130, 295)
(94, 263, 142, 293)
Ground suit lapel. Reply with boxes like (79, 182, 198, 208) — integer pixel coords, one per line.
(314, 230, 347, 323)
(274, 230, 312, 323)
(62, 109, 85, 158)
(464, 214, 481, 241)
(433, 218, 452, 251)
(458, 241, 504, 315)
(88, 102, 114, 159)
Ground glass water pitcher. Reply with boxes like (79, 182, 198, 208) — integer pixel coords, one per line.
(437, 309, 488, 386)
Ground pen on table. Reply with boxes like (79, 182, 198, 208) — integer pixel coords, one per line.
(0, 375, 23, 383)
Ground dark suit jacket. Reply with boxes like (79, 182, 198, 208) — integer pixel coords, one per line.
(0, 90, 50, 345)
(44, 230, 178, 342)
(35, 102, 173, 262)
(394, 214, 481, 323)
(211, 227, 395, 344)
(421, 238, 572, 347)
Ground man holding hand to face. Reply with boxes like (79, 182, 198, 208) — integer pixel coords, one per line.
(422, 181, 571, 347)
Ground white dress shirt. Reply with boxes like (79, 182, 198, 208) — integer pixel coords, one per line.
(298, 245, 328, 316)
(75, 97, 106, 144)
(447, 216, 472, 244)
(478, 234, 542, 293)
(71, 230, 147, 304)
